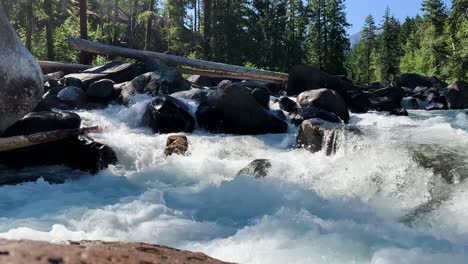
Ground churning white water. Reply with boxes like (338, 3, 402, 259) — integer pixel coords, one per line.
(0, 95, 467, 264)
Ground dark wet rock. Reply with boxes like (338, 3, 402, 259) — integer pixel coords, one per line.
(217, 80, 233, 88)
(187, 75, 228, 87)
(64, 77, 85, 89)
(0, 111, 117, 177)
(57, 86, 87, 109)
(237, 159, 272, 179)
(410, 144, 468, 184)
(239, 80, 281, 95)
(0, 240, 229, 264)
(446, 81, 468, 109)
(287, 65, 354, 108)
(251, 88, 270, 109)
(279, 96, 299, 113)
(171, 88, 211, 103)
(348, 91, 372, 113)
(121, 69, 190, 103)
(371, 86, 405, 106)
(401, 97, 428, 110)
(143, 96, 195, 134)
(0, 7, 43, 132)
(65, 61, 137, 89)
(389, 108, 409, 116)
(86, 79, 116, 102)
(0, 136, 118, 176)
(292, 107, 342, 125)
(296, 118, 361, 155)
(33, 92, 73, 112)
(1, 111, 81, 137)
(413, 86, 429, 94)
(297, 88, 350, 123)
(165, 135, 189, 156)
(395, 73, 448, 89)
(196, 83, 288, 135)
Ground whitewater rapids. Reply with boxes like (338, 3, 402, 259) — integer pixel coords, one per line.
(0, 95, 467, 264)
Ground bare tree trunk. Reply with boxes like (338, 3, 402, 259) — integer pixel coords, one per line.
(68, 37, 289, 82)
(44, 0, 54, 61)
(1, 0, 9, 19)
(130, 0, 139, 48)
(144, 0, 155, 50)
(25, 0, 33, 52)
(79, 0, 90, 64)
(203, 0, 211, 59)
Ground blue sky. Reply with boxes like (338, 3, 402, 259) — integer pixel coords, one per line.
(346, 0, 452, 34)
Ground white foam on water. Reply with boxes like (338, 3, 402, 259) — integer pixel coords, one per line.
(0, 97, 467, 263)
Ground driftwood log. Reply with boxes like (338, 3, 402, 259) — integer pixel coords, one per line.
(68, 37, 289, 83)
(39, 61, 93, 73)
(0, 126, 101, 152)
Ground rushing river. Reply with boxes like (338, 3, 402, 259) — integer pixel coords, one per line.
(0, 95, 467, 264)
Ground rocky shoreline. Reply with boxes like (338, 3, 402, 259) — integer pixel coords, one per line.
(0, 240, 230, 264)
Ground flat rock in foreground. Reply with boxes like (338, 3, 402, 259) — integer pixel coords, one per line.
(0, 240, 231, 264)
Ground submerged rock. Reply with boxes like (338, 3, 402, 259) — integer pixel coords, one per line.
(165, 135, 189, 156)
(446, 81, 468, 109)
(297, 88, 350, 123)
(171, 88, 211, 103)
(143, 96, 195, 134)
(237, 159, 272, 179)
(279, 96, 299, 113)
(0, 6, 43, 132)
(0, 240, 229, 264)
(410, 144, 468, 184)
(196, 83, 288, 135)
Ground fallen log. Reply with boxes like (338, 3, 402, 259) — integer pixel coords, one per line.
(0, 126, 101, 152)
(39, 61, 93, 73)
(68, 37, 289, 82)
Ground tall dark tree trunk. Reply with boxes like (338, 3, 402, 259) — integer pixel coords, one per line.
(25, 0, 33, 52)
(79, 0, 90, 64)
(130, 0, 139, 48)
(44, 0, 54, 60)
(144, 0, 155, 50)
(1, 0, 9, 19)
(203, 0, 211, 59)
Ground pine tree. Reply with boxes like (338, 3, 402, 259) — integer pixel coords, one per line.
(306, 0, 349, 75)
(446, 0, 468, 81)
(164, 0, 188, 55)
(376, 7, 401, 83)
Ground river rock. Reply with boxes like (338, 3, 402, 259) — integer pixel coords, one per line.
(64, 76, 85, 89)
(279, 96, 299, 113)
(1, 111, 81, 137)
(287, 65, 354, 107)
(0, 111, 117, 176)
(121, 68, 190, 103)
(33, 92, 73, 112)
(0, 5, 43, 132)
(446, 81, 468, 109)
(65, 61, 137, 89)
(395, 73, 447, 89)
(86, 79, 116, 102)
(236, 159, 272, 179)
(196, 83, 288, 135)
(297, 88, 350, 123)
(0, 240, 229, 264)
(292, 107, 343, 125)
(251, 88, 270, 109)
(143, 96, 195, 133)
(165, 135, 189, 156)
(296, 118, 361, 155)
(171, 88, 211, 103)
(57, 86, 87, 109)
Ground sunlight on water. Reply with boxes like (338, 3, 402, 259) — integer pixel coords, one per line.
(0, 96, 467, 263)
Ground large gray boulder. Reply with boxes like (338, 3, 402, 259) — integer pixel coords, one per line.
(297, 88, 350, 123)
(0, 5, 43, 132)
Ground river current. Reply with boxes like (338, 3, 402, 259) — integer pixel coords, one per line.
(0, 95, 467, 263)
